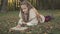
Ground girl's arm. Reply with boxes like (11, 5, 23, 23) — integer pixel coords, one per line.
(18, 11, 23, 25)
(26, 17, 38, 26)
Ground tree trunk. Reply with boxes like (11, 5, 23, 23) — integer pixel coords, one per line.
(43, 0, 48, 10)
(37, 0, 40, 10)
(0, 0, 8, 13)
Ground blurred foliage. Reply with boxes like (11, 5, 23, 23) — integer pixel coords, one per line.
(0, 0, 60, 11)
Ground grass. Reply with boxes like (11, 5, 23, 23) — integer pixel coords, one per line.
(0, 10, 60, 34)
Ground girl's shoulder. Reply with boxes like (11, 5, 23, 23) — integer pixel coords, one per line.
(29, 8, 37, 13)
(30, 8, 36, 11)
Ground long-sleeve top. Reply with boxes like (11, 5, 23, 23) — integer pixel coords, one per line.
(18, 8, 45, 26)
(10, 8, 45, 31)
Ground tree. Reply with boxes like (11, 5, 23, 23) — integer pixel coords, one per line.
(36, 0, 40, 10)
(0, 0, 8, 13)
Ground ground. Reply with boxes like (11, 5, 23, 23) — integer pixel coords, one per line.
(0, 10, 60, 34)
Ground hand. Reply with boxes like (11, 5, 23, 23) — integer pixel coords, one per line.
(16, 25, 21, 28)
(21, 22, 27, 27)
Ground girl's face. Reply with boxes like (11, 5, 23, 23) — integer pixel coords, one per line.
(21, 5, 28, 13)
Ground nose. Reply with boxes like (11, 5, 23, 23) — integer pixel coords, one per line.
(23, 10, 25, 11)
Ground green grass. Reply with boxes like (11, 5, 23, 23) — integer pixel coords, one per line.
(0, 10, 60, 34)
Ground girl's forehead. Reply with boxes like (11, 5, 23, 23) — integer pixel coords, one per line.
(21, 5, 27, 7)
(21, 5, 28, 8)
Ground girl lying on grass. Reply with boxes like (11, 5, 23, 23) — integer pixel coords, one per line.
(9, 0, 52, 32)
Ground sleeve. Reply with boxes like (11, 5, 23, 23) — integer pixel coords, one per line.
(18, 11, 23, 25)
(26, 8, 38, 26)
(39, 14, 45, 23)
(19, 11, 22, 18)
(26, 17, 38, 26)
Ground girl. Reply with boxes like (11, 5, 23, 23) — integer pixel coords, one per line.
(9, 0, 45, 32)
